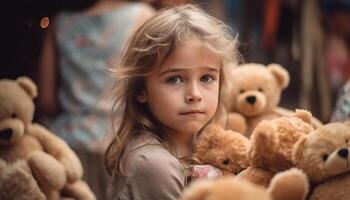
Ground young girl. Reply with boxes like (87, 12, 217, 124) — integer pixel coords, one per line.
(104, 4, 239, 200)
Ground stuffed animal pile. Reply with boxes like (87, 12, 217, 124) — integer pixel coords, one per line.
(185, 62, 350, 200)
(0, 77, 95, 200)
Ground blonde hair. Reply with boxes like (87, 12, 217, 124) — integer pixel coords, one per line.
(105, 4, 240, 176)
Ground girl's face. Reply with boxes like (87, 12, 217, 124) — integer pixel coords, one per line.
(137, 38, 221, 144)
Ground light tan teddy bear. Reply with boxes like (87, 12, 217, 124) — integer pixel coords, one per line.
(292, 121, 350, 200)
(192, 124, 250, 175)
(0, 77, 95, 200)
(238, 109, 314, 187)
(225, 63, 322, 137)
(181, 168, 309, 200)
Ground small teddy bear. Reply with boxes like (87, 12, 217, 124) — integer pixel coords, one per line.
(238, 109, 314, 187)
(292, 121, 350, 200)
(225, 63, 322, 137)
(181, 168, 309, 200)
(0, 77, 95, 200)
(192, 124, 250, 176)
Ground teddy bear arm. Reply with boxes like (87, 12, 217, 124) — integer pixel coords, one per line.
(28, 124, 83, 181)
(28, 151, 67, 191)
(268, 168, 309, 200)
(62, 180, 96, 200)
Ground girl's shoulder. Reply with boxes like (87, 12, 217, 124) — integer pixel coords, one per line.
(126, 133, 181, 168)
(125, 133, 186, 177)
(110, 133, 188, 199)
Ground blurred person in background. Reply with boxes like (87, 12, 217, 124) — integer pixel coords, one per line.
(37, 0, 155, 199)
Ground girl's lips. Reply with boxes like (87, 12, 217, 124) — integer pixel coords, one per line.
(180, 110, 204, 115)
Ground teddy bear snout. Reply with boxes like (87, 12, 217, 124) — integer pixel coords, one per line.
(246, 96, 256, 105)
(0, 128, 13, 140)
(337, 148, 349, 159)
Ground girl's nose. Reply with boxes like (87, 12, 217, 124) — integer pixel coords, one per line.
(185, 83, 202, 103)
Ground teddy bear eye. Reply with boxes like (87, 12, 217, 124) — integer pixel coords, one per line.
(322, 153, 329, 161)
(11, 113, 17, 118)
(258, 87, 263, 92)
(239, 89, 245, 94)
(222, 159, 230, 165)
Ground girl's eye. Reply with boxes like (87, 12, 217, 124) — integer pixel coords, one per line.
(201, 75, 215, 84)
(166, 76, 182, 85)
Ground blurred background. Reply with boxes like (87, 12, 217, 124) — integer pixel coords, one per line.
(1, 0, 349, 122)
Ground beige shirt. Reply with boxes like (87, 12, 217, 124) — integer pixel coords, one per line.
(108, 133, 188, 200)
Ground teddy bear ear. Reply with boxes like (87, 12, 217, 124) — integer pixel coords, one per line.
(201, 124, 222, 137)
(294, 109, 312, 124)
(267, 63, 290, 89)
(16, 76, 38, 99)
(292, 136, 307, 164)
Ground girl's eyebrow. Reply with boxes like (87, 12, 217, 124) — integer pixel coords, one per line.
(159, 66, 220, 75)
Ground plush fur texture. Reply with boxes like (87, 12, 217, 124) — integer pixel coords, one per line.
(292, 122, 350, 200)
(0, 159, 46, 200)
(193, 124, 250, 175)
(238, 110, 314, 187)
(0, 77, 95, 200)
(180, 168, 309, 200)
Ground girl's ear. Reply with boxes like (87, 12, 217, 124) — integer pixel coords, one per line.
(137, 90, 147, 103)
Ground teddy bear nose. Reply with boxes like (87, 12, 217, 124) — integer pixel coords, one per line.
(246, 96, 256, 105)
(338, 148, 349, 159)
(0, 128, 13, 140)
(222, 159, 230, 165)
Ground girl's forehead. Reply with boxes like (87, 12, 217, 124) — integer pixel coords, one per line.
(179, 39, 220, 59)
(148, 33, 223, 75)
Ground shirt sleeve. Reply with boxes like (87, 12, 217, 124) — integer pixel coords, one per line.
(125, 147, 186, 200)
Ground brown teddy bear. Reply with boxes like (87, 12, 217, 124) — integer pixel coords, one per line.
(225, 63, 322, 137)
(0, 77, 95, 200)
(238, 109, 314, 187)
(0, 159, 46, 200)
(292, 122, 350, 200)
(180, 168, 309, 200)
(192, 124, 250, 175)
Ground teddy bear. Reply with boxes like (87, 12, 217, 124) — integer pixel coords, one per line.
(237, 109, 314, 187)
(180, 168, 309, 200)
(0, 77, 95, 200)
(192, 124, 250, 176)
(225, 63, 322, 137)
(0, 158, 46, 200)
(292, 121, 350, 200)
